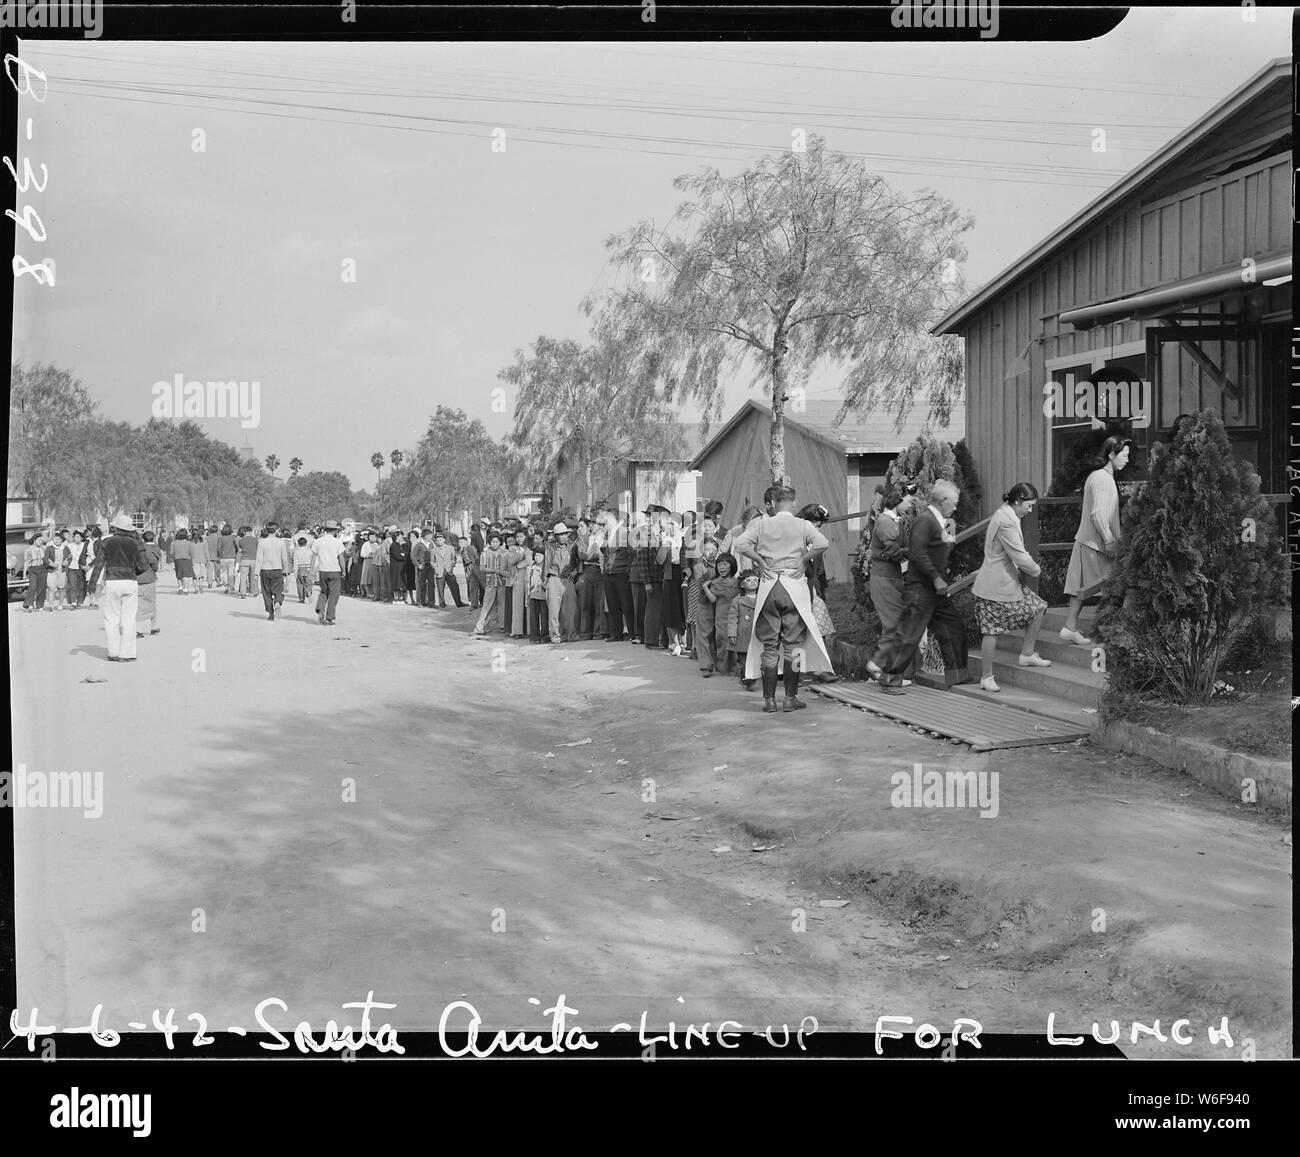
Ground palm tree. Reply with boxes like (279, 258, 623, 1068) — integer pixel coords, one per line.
(390, 448, 404, 472)
(265, 454, 280, 477)
(371, 451, 384, 503)
(289, 456, 303, 478)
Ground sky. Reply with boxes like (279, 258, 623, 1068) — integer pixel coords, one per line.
(8, 7, 1290, 492)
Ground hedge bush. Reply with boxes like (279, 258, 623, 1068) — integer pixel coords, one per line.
(1095, 409, 1289, 706)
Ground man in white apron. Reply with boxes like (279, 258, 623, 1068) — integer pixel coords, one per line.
(731, 485, 833, 713)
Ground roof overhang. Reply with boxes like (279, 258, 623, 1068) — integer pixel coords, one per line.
(932, 58, 1290, 336)
(1058, 253, 1290, 331)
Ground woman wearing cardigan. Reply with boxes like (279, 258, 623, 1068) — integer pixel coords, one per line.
(1061, 435, 1131, 645)
(658, 514, 688, 655)
(972, 482, 1052, 692)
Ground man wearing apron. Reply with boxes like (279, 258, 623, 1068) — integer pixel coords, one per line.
(731, 484, 833, 713)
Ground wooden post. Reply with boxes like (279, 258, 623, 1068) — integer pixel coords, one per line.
(1023, 504, 1041, 594)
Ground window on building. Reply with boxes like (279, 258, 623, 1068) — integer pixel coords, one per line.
(131, 512, 147, 530)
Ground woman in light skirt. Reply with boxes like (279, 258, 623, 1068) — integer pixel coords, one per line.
(1061, 435, 1132, 645)
(972, 482, 1051, 692)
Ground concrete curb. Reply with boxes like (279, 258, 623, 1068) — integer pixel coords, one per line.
(1092, 718, 1291, 815)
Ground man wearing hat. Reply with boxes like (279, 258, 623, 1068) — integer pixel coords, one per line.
(542, 522, 572, 644)
(312, 519, 346, 625)
(99, 513, 149, 661)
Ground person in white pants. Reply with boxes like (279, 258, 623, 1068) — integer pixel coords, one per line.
(103, 579, 140, 660)
(93, 514, 148, 662)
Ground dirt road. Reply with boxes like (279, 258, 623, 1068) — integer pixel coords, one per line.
(7, 573, 1291, 1057)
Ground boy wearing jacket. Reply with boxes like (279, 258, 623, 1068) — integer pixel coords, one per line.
(725, 570, 761, 690)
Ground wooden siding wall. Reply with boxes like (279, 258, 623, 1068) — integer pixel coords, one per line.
(958, 147, 1290, 517)
(694, 407, 855, 582)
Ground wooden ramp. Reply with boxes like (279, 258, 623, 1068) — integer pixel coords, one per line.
(809, 681, 1091, 751)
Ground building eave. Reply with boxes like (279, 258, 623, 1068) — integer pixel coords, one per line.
(932, 57, 1290, 336)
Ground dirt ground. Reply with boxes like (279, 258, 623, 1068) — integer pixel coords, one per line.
(7, 570, 1292, 1058)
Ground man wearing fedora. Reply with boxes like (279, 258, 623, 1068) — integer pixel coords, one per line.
(313, 519, 347, 625)
(98, 513, 149, 661)
(543, 522, 572, 644)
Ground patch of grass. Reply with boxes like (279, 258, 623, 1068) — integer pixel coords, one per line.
(1102, 643, 1291, 759)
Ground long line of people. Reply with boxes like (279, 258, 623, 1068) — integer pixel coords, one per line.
(16, 497, 847, 696)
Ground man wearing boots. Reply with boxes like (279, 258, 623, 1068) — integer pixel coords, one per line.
(732, 484, 835, 713)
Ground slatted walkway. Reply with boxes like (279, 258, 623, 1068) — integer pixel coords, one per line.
(809, 681, 1091, 751)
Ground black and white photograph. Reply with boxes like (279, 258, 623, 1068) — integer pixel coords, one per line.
(2, 1, 1293, 1132)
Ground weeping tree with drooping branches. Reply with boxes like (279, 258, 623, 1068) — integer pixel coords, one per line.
(589, 134, 970, 487)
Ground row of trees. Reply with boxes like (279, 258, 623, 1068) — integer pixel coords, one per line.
(501, 135, 969, 506)
(9, 363, 381, 529)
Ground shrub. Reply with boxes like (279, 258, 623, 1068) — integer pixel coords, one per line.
(1095, 409, 1288, 705)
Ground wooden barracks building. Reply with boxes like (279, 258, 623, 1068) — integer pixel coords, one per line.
(933, 57, 1291, 516)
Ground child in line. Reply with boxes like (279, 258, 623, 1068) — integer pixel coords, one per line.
(699, 552, 739, 677)
(293, 535, 314, 602)
(527, 550, 547, 642)
(726, 570, 761, 691)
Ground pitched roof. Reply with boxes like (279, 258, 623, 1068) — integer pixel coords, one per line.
(689, 395, 966, 469)
(933, 57, 1291, 335)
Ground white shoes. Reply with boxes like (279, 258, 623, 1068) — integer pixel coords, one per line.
(1018, 652, 1052, 667)
(980, 676, 1000, 692)
(1059, 627, 1092, 646)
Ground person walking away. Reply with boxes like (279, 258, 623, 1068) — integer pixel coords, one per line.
(726, 570, 761, 690)
(97, 514, 148, 661)
(202, 525, 220, 587)
(973, 482, 1052, 692)
(1061, 435, 1131, 646)
(21, 534, 48, 612)
(136, 530, 162, 636)
(172, 529, 195, 594)
(473, 532, 507, 636)
(217, 523, 239, 592)
(866, 479, 969, 691)
(732, 485, 834, 713)
(313, 519, 346, 625)
(256, 528, 287, 621)
(293, 535, 314, 602)
(235, 526, 257, 598)
(698, 552, 739, 676)
(189, 530, 209, 592)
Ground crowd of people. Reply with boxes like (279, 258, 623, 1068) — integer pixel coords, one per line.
(14, 495, 848, 711)
(10, 432, 1149, 708)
